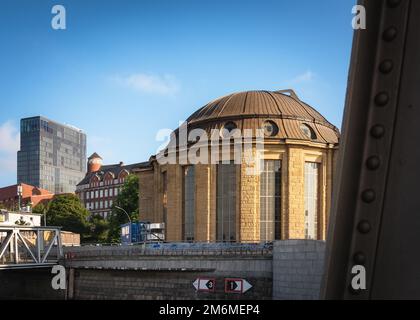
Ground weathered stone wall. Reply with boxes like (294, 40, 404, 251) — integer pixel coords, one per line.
(272, 240, 325, 300)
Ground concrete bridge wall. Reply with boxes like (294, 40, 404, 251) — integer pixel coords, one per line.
(63, 245, 273, 300)
(273, 240, 326, 300)
(0, 240, 326, 300)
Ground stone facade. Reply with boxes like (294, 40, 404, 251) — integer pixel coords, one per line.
(135, 90, 340, 242)
(137, 141, 337, 242)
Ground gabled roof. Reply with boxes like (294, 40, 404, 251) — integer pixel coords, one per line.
(76, 161, 149, 186)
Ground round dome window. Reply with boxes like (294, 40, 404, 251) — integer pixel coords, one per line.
(220, 121, 237, 138)
(300, 123, 317, 140)
(263, 120, 279, 137)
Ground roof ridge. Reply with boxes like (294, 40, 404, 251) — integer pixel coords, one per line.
(265, 91, 290, 138)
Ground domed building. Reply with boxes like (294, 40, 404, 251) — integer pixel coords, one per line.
(135, 89, 339, 242)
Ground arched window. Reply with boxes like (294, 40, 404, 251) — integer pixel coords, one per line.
(220, 121, 238, 138)
(263, 120, 279, 137)
(300, 123, 317, 140)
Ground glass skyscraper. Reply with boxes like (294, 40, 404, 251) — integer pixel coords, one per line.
(17, 116, 87, 194)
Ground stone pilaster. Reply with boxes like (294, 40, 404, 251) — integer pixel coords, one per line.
(240, 150, 260, 242)
(286, 147, 305, 239)
(166, 164, 182, 241)
(137, 170, 155, 222)
(195, 164, 211, 241)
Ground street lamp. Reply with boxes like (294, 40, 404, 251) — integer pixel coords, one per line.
(43, 207, 47, 227)
(115, 206, 132, 224)
(17, 185, 23, 212)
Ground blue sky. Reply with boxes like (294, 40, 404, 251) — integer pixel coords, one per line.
(0, 0, 355, 186)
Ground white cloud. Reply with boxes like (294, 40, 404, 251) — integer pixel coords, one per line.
(0, 121, 19, 178)
(0, 121, 19, 154)
(114, 73, 180, 95)
(287, 70, 315, 84)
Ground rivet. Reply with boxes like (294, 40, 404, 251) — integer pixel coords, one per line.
(387, 0, 401, 8)
(370, 125, 385, 138)
(375, 92, 389, 107)
(358, 221, 371, 234)
(379, 60, 393, 74)
(366, 156, 381, 170)
(383, 27, 398, 41)
(353, 252, 366, 265)
(362, 189, 376, 203)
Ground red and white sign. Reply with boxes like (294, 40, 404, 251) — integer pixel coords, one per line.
(193, 278, 215, 292)
(225, 278, 252, 293)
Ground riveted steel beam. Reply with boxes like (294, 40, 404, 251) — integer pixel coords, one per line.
(322, 0, 419, 299)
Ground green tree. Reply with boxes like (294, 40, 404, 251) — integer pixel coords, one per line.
(85, 214, 109, 243)
(42, 194, 91, 241)
(107, 175, 139, 242)
(32, 203, 46, 214)
(32, 202, 47, 225)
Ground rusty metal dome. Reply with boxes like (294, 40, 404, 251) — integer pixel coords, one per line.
(186, 90, 339, 144)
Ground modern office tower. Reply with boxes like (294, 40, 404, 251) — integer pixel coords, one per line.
(17, 116, 87, 194)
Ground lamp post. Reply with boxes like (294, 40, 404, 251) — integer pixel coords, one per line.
(43, 208, 47, 226)
(17, 185, 23, 212)
(115, 206, 132, 224)
(115, 206, 134, 244)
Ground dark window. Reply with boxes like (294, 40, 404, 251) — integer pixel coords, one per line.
(260, 160, 281, 241)
(183, 166, 195, 241)
(300, 123, 317, 140)
(263, 120, 279, 137)
(216, 162, 237, 242)
(221, 121, 238, 138)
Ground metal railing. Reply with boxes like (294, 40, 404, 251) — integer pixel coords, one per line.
(64, 241, 273, 260)
(79, 240, 275, 247)
(0, 226, 63, 270)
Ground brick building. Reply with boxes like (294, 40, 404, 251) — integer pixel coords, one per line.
(135, 89, 340, 242)
(0, 183, 54, 211)
(75, 153, 145, 218)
